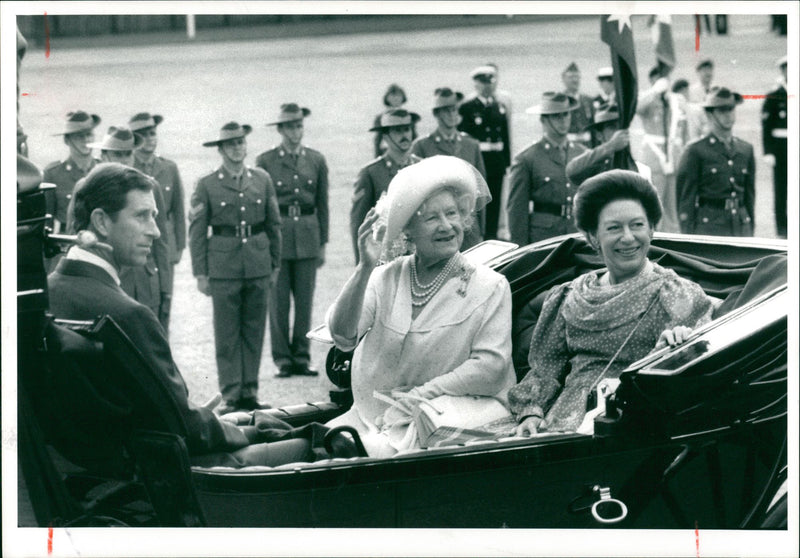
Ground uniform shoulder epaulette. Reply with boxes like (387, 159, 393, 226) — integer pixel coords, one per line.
(44, 159, 63, 171)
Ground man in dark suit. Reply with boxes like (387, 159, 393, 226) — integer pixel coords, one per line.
(130, 112, 187, 316)
(85, 125, 174, 332)
(761, 56, 787, 238)
(48, 162, 311, 467)
(190, 122, 282, 414)
(256, 104, 329, 378)
(458, 65, 511, 240)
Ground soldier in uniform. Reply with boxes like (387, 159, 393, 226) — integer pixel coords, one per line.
(43, 111, 102, 234)
(676, 87, 755, 237)
(458, 65, 511, 240)
(256, 104, 329, 378)
(561, 62, 595, 147)
(637, 66, 680, 233)
(351, 108, 421, 262)
(189, 122, 282, 413)
(688, 58, 715, 104)
(592, 67, 615, 111)
(372, 83, 417, 157)
(566, 105, 637, 186)
(761, 56, 787, 238)
(508, 92, 589, 245)
(87, 126, 174, 330)
(412, 87, 486, 250)
(129, 112, 186, 305)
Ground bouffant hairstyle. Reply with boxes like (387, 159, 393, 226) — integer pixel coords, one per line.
(383, 83, 407, 106)
(573, 170, 662, 233)
(70, 162, 155, 233)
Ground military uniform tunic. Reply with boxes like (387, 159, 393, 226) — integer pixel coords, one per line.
(507, 138, 588, 246)
(761, 82, 787, 237)
(411, 130, 487, 250)
(119, 181, 173, 330)
(350, 153, 422, 261)
(43, 156, 100, 229)
(134, 155, 186, 265)
(122, 155, 183, 333)
(189, 165, 282, 402)
(566, 93, 595, 147)
(458, 96, 511, 240)
(676, 134, 755, 236)
(255, 145, 329, 372)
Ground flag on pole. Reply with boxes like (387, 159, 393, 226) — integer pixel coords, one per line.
(649, 14, 676, 76)
(601, 14, 638, 170)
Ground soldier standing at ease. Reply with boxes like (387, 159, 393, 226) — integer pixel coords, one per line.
(86, 125, 174, 331)
(676, 87, 755, 237)
(761, 56, 787, 238)
(350, 109, 421, 262)
(561, 62, 595, 147)
(412, 87, 486, 250)
(190, 122, 281, 413)
(256, 104, 329, 378)
(44, 111, 102, 234)
(508, 92, 588, 246)
(458, 65, 511, 240)
(129, 112, 186, 319)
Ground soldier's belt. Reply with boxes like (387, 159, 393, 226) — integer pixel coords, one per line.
(479, 141, 505, 152)
(279, 205, 316, 217)
(211, 222, 266, 237)
(771, 128, 787, 138)
(533, 200, 572, 218)
(697, 197, 742, 210)
(567, 132, 591, 143)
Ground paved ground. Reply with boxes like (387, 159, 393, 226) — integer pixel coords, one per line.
(14, 12, 787, 529)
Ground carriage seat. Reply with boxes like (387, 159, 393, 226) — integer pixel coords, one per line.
(511, 288, 552, 381)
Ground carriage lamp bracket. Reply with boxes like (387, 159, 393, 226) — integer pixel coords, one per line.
(590, 485, 628, 524)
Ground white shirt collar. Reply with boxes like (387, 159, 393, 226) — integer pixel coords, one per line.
(67, 245, 121, 285)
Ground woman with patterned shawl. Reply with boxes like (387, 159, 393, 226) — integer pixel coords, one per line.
(509, 170, 716, 436)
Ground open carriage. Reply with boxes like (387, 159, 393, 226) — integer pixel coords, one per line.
(17, 181, 788, 529)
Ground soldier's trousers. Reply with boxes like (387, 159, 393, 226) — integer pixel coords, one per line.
(773, 148, 787, 238)
(482, 153, 508, 240)
(270, 258, 317, 370)
(210, 276, 269, 403)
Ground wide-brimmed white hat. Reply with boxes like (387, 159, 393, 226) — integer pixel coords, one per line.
(375, 156, 490, 258)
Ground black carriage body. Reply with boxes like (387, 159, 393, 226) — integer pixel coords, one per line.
(190, 235, 789, 528)
(17, 179, 788, 529)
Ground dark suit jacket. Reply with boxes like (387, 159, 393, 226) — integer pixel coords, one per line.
(48, 258, 250, 455)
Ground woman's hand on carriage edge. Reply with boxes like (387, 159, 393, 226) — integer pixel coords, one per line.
(515, 415, 548, 437)
(357, 208, 383, 269)
(654, 325, 694, 350)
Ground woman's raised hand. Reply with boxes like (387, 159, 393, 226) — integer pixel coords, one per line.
(357, 208, 383, 268)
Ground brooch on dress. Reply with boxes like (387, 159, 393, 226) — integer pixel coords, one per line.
(455, 260, 476, 297)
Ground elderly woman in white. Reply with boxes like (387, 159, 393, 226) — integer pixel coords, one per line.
(326, 156, 516, 456)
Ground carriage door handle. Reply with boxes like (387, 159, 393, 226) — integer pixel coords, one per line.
(590, 485, 628, 524)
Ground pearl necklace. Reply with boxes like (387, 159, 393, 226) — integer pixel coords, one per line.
(410, 254, 457, 307)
